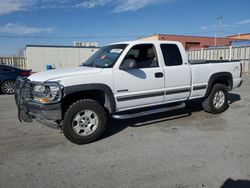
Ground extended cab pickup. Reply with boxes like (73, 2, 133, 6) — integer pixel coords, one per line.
(15, 40, 243, 144)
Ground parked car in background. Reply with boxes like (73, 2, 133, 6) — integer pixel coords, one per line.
(0, 64, 31, 94)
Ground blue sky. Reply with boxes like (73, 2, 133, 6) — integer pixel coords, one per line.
(0, 0, 250, 56)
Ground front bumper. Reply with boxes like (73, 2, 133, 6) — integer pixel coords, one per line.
(15, 77, 62, 124)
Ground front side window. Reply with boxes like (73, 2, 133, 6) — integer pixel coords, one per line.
(161, 44, 183, 66)
(84, 44, 128, 68)
(123, 44, 158, 69)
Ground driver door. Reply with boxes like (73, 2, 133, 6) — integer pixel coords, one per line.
(113, 44, 165, 111)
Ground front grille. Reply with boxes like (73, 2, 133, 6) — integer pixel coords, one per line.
(24, 82, 32, 100)
(16, 77, 32, 101)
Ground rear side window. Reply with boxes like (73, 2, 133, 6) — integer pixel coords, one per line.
(160, 44, 183, 66)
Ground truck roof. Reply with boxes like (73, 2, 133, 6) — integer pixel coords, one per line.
(110, 40, 182, 46)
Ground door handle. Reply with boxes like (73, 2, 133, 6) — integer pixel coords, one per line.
(155, 72, 163, 78)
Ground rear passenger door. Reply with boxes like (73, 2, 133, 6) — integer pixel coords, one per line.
(160, 44, 191, 102)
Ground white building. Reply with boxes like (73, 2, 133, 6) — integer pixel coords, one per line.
(26, 45, 99, 72)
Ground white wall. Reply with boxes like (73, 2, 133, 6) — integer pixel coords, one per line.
(26, 45, 99, 72)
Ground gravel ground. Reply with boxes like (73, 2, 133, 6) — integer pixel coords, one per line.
(0, 75, 250, 188)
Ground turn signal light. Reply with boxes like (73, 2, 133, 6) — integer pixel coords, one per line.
(34, 97, 50, 103)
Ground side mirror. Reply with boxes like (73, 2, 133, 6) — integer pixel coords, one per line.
(120, 59, 136, 70)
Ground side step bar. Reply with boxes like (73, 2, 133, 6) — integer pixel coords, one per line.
(112, 102, 186, 120)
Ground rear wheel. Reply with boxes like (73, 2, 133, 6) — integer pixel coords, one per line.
(1, 80, 15, 94)
(202, 83, 229, 114)
(63, 99, 107, 145)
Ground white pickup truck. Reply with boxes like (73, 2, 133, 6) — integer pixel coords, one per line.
(15, 40, 243, 144)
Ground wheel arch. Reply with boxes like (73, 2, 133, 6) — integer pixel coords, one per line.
(62, 84, 116, 116)
(204, 72, 232, 98)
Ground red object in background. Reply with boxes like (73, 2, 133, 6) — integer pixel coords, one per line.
(156, 34, 245, 50)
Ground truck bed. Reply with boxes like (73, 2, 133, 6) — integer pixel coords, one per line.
(189, 60, 242, 100)
(189, 60, 240, 65)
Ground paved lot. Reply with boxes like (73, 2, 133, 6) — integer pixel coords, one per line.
(0, 75, 250, 188)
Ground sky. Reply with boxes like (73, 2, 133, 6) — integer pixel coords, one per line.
(0, 0, 250, 56)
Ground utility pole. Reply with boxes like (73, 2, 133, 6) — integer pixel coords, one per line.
(217, 16, 223, 37)
(215, 16, 223, 47)
(214, 31, 217, 47)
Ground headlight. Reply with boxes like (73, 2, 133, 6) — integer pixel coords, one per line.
(33, 85, 46, 93)
(31, 82, 62, 104)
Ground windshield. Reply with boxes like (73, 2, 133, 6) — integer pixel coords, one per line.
(83, 44, 128, 68)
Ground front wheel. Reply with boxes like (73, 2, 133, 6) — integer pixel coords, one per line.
(1, 80, 15, 94)
(202, 83, 229, 114)
(63, 99, 107, 145)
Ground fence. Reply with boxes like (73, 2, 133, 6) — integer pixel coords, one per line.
(0, 57, 26, 69)
(187, 45, 250, 73)
(1, 46, 250, 73)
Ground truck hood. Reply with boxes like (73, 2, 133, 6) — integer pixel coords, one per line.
(28, 66, 102, 82)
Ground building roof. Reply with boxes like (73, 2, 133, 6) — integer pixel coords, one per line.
(154, 34, 235, 40)
(227, 33, 250, 37)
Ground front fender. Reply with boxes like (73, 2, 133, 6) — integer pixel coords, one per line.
(63, 84, 116, 113)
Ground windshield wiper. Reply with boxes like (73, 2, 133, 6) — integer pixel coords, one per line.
(82, 63, 105, 68)
(81, 64, 96, 67)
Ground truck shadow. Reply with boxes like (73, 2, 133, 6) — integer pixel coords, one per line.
(101, 93, 241, 141)
(228, 93, 241, 104)
(220, 178, 250, 188)
(101, 105, 196, 140)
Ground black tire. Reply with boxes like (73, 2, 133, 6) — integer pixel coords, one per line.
(1, 80, 15, 94)
(63, 99, 107, 145)
(202, 83, 229, 114)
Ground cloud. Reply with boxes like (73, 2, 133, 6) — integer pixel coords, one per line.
(200, 23, 238, 30)
(0, 0, 36, 15)
(237, 19, 250, 25)
(113, 0, 164, 13)
(0, 0, 170, 15)
(213, 24, 237, 28)
(75, 0, 112, 9)
(50, 0, 167, 12)
(200, 26, 209, 30)
(0, 23, 53, 34)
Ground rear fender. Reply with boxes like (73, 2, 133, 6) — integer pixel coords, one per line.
(204, 72, 232, 98)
